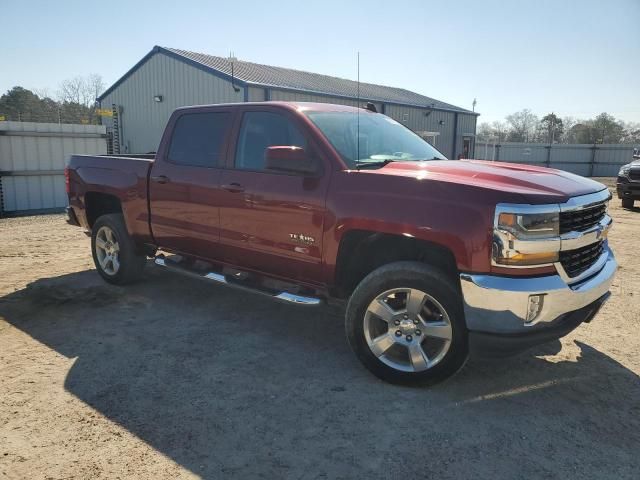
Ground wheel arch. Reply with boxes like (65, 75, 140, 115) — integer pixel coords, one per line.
(84, 191, 123, 228)
(332, 229, 461, 298)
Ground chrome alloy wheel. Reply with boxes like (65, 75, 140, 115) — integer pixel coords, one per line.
(364, 288, 453, 372)
(95, 226, 120, 276)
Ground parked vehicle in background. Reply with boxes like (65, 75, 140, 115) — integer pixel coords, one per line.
(616, 151, 640, 208)
(65, 102, 617, 385)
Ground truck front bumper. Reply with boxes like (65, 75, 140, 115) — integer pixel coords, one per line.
(459, 246, 617, 356)
(616, 177, 640, 200)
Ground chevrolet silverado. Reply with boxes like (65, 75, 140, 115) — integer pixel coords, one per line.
(66, 102, 617, 385)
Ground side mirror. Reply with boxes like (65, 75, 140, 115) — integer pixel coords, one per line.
(265, 146, 317, 175)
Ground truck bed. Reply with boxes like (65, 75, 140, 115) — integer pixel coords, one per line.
(67, 154, 155, 244)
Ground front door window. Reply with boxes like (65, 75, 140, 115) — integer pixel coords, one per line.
(235, 111, 307, 171)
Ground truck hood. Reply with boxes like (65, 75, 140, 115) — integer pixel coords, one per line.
(366, 160, 607, 203)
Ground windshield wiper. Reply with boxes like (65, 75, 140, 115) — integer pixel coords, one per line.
(355, 159, 397, 169)
(357, 157, 443, 168)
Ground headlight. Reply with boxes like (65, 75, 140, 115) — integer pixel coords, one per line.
(618, 165, 631, 177)
(497, 212, 559, 239)
(493, 208, 560, 267)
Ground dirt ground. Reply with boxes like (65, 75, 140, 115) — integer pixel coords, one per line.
(1, 178, 639, 479)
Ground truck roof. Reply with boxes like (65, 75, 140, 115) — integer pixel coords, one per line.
(173, 101, 370, 114)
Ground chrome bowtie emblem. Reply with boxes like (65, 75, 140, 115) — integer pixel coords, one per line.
(595, 225, 604, 239)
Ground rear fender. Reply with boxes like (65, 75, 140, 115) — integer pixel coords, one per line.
(73, 166, 150, 242)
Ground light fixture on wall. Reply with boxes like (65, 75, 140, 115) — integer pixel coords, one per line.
(438, 120, 445, 125)
(424, 103, 436, 117)
(153, 95, 163, 103)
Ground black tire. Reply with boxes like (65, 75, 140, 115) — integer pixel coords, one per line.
(91, 213, 146, 285)
(345, 261, 468, 386)
(622, 198, 634, 209)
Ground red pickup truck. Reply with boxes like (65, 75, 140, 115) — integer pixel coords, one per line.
(66, 102, 617, 385)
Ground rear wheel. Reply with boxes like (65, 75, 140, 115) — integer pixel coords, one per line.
(345, 261, 468, 386)
(622, 198, 634, 209)
(91, 214, 146, 285)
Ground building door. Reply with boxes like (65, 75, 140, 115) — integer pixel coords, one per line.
(462, 137, 472, 159)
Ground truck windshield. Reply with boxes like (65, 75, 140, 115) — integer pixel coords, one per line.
(305, 111, 447, 168)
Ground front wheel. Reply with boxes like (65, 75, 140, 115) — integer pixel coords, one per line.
(91, 213, 146, 285)
(345, 261, 468, 386)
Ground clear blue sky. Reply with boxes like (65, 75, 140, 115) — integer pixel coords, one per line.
(2, 0, 639, 124)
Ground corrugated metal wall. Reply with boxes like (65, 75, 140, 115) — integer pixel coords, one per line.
(0, 121, 107, 213)
(384, 105, 456, 157)
(473, 142, 634, 176)
(99, 52, 477, 158)
(100, 52, 244, 153)
(248, 86, 266, 101)
(269, 89, 363, 107)
(268, 90, 477, 158)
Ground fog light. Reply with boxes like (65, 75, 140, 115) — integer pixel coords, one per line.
(526, 294, 545, 324)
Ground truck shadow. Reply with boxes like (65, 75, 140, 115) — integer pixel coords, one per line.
(1, 267, 639, 478)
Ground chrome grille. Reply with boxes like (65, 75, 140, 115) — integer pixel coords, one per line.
(559, 241, 604, 278)
(559, 203, 606, 234)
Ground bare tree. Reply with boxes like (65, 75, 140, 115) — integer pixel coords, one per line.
(476, 122, 493, 142)
(505, 109, 538, 142)
(481, 110, 635, 145)
(476, 121, 510, 143)
(86, 74, 104, 107)
(58, 76, 84, 105)
(490, 121, 508, 143)
(32, 87, 52, 100)
(620, 122, 640, 144)
(560, 116, 577, 143)
(58, 74, 104, 107)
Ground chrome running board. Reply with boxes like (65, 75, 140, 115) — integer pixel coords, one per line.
(154, 256, 322, 306)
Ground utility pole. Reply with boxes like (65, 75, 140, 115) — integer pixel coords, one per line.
(472, 98, 477, 112)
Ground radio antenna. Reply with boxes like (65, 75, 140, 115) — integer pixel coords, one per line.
(230, 52, 240, 93)
(356, 51, 360, 170)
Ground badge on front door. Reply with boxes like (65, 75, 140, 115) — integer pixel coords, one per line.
(289, 233, 315, 245)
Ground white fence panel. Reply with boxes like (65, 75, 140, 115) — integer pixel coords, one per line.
(0, 121, 107, 215)
(474, 142, 635, 177)
(498, 143, 548, 165)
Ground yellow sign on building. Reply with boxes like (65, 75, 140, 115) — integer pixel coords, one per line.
(95, 108, 113, 117)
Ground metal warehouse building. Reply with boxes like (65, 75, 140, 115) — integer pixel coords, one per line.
(98, 46, 478, 157)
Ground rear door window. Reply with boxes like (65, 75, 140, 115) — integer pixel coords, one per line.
(168, 112, 231, 167)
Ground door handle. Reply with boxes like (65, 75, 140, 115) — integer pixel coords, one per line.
(151, 175, 170, 184)
(222, 182, 245, 193)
